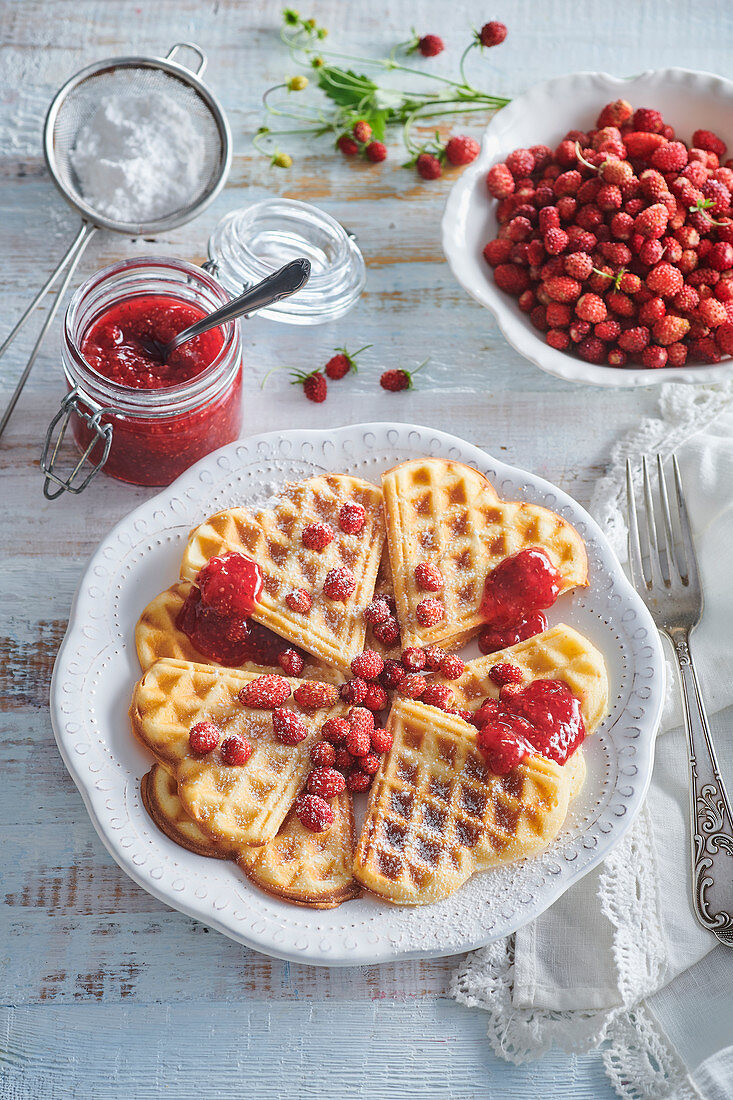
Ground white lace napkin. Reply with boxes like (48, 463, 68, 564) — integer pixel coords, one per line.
(452, 381, 733, 1100)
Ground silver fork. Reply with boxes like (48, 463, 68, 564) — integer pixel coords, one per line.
(626, 454, 733, 946)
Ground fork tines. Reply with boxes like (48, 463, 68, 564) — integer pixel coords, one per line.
(625, 454, 701, 603)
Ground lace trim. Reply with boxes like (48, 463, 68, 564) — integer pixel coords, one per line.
(590, 380, 733, 558)
(603, 1007, 702, 1100)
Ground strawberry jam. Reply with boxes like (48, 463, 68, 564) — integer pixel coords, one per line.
(177, 553, 300, 669)
(480, 549, 561, 650)
(476, 677, 586, 774)
(81, 296, 224, 389)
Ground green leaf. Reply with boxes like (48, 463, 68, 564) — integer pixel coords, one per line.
(317, 67, 378, 109)
(367, 109, 389, 141)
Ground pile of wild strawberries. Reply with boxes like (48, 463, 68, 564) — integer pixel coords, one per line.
(482, 99, 733, 368)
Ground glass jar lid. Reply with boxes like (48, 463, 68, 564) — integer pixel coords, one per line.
(207, 198, 366, 324)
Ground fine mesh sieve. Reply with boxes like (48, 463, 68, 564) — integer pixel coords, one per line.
(1, 43, 231, 442)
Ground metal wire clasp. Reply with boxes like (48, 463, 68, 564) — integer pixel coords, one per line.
(41, 387, 113, 500)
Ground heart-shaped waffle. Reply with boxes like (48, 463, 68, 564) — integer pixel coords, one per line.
(353, 698, 586, 905)
(442, 623, 609, 733)
(135, 581, 338, 681)
(179, 475, 385, 673)
(131, 658, 346, 847)
(141, 763, 359, 908)
(382, 458, 588, 649)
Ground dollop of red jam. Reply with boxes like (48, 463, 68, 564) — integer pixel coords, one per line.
(478, 610, 548, 655)
(481, 548, 562, 628)
(176, 553, 299, 669)
(477, 678, 586, 773)
(197, 552, 263, 617)
(81, 296, 225, 389)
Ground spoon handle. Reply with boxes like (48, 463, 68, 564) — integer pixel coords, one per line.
(168, 257, 311, 353)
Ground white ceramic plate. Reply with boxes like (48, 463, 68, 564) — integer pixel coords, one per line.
(51, 424, 665, 965)
(442, 67, 733, 387)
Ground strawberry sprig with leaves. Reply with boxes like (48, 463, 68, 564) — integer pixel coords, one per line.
(253, 10, 510, 177)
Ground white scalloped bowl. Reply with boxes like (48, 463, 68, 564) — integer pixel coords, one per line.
(442, 68, 733, 388)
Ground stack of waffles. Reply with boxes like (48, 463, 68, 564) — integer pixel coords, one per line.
(131, 459, 609, 908)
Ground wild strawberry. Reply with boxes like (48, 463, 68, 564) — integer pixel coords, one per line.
(398, 674, 426, 700)
(372, 616, 400, 646)
(346, 770, 371, 792)
(285, 588, 312, 614)
(546, 330, 570, 350)
(440, 654, 465, 680)
(544, 227, 569, 254)
(652, 315, 690, 345)
(189, 721, 221, 754)
(489, 663, 524, 687)
(321, 716, 349, 745)
(486, 163, 515, 199)
(666, 341, 688, 366)
(577, 335, 605, 362)
(715, 322, 733, 353)
(293, 680, 339, 708)
(239, 674, 291, 709)
(641, 345, 668, 369)
(417, 153, 442, 180)
(650, 141, 688, 173)
(307, 767, 346, 798)
(278, 648, 305, 677)
(646, 262, 684, 297)
(638, 238, 664, 265)
(295, 792, 334, 832)
(601, 159, 634, 186)
(596, 183, 623, 211)
(401, 646, 427, 672)
(445, 136, 480, 166)
(546, 301, 573, 327)
(414, 561, 444, 591)
(506, 148, 535, 178)
(539, 206, 560, 232)
(370, 727, 394, 754)
(607, 347, 628, 366)
(379, 359, 425, 390)
(545, 275, 582, 302)
(351, 650, 384, 681)
(634, 203, 669, 239)
(507, 216, 534, 243)
(564, 252, 593, 280)
(610, 211, 635, 239)
(339, 501, 366, 534)
(416, 598, 444, 626)
(302, 521, 334, 551)
(554, 169, 582, 197)
(366, 141, 387, 162)
(596, 99, 633, 128)
(311, 741, 336, 768)
(470, 699, 501, 728)
(346, 708, 373, 756)
(692, 129, 727, 158)
(334, 748, 354, 771)
(594, 319, 622, 342)
(709, 242, 733, 271)
(699, 298, 728, 327)
(618, 326, 650, 352)
(323, 567, 356, 601)
(221, 735, 253, 765)
(324, 344, 370, 380)
(421, 683, 455, 711)
(273, 707, 308, 744)
(337, 134, 359, 157)
(625, 132, 668, 161)
(478, 20, 507, 47)
(483, 238, 514, 266)
(417, 34, 444, 57)
(673, 285, 700, 312)
(352, 120, 372, 143)
(575, 293, 607, 323)
(360, 752, 381, 775)
(568, 319, 591, 342)
(493, 262, 532, 297)
(363, 683, 388, 711)
(364, 597, 390, 624)
(340, 677, 368, 705)
(291, 368, 327, 403)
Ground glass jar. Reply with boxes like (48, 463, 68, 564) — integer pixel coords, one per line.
(43, 256, 242, 495)
(206, 198, 366, 324)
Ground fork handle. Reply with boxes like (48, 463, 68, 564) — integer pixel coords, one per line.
(670, 628, 733, 945)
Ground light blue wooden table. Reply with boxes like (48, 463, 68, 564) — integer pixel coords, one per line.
(1, 0, 727, 1095)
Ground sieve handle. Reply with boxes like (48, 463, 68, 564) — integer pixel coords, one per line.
(0, 221, 96, 442)
(166, 43, 207, 77)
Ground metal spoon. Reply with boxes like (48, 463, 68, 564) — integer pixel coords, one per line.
(142, 257, 311, 361)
